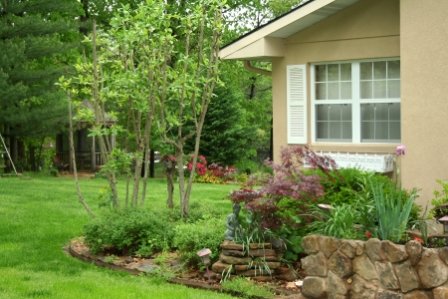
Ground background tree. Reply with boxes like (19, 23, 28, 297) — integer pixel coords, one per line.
(0, 0, 83, 171)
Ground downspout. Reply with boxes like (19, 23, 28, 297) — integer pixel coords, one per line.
(243, 61, 272, 77)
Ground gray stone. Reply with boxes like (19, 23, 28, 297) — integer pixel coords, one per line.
(353, 255, 378, 281)
(302, 235, 321, 255)
(405, 240, 423, 266)
(247, 248, 277, 257)
(403, 290, 431, 299)
(394, 260, 420, 293)
(377, 290, 403, 299)
(366, 238, 384, 261)
(302, 276, 327, 299)
(235, 269, 273, 276)
(339, 240, 357, 258)
(375, 261, 399, 290)
(301, 252, 327, 277)
(382, 241, 408, 263)
(417, 249, 448, 288)
(328, 251, 352, 278)
(319, 236, 341, 258)
(327, 271, 348, 296)
(434, 287, 448, 299)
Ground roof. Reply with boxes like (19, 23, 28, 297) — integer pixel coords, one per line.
(220, 0, 361, 60)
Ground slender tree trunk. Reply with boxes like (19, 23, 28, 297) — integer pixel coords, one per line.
(68, 97, 95, 218)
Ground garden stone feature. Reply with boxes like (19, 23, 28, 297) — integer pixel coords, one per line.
(302, 235, 321, 254)
(433, 287, 448, 299)
(403, 291, 431, 299)
(300, 235, 448, 299)
(224, 203, 241, 241)
(302, 276, 327, 299)
(353, 255, 378, 281)
(302, 252, 327, 277)
(394, 260, 420, 293)
(328, 251, 352, 278)
(365, 238, 384, 261)
(377, 290, 403, 299)
(406, 240, 423, 266)
(382, 241, 408, 263)
(417, 249, 448, 288)
(319, 237, 340, 258)
(375, 261, 399, 290)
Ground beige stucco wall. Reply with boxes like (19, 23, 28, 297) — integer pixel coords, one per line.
(272, 0, 400, 163)
(400, 0, 448, 206)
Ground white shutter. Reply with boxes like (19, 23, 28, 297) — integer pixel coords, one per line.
(287, 64, 307, 144)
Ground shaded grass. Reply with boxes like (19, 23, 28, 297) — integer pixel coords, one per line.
(0, 175, 237, 299)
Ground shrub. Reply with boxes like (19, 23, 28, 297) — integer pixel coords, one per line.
(430, 180, 448, 219)
(173, 217, 225, 267)
(84, 209, 174, 256)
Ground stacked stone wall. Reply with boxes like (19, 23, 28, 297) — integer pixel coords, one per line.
(211, 240, 296, 281)
(301, 235, 448, 299)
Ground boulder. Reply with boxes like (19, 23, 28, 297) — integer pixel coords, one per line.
(328, 251, 352, 278)
(433, 286, 448, 299)
(219, 254, 252, 265)
(319, 236, 341, 258)
(375, 261, 399, 290)
(365, 238, 384, 261)
(302, 276, 327, 299)
(353, 255, 378, 281)
(377, 289, 403, 299)
(405, 240, 423, 266)
(382, 241, 408, 263)
(394, 260, 420, 293)
(302, 235, 321, 255)
(301, 252, 327, 277)
(417, 249, 448, 288)
(403, 290, 431, 299)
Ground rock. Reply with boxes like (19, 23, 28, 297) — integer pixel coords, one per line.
(250, 261, 281, 269)
(377, 289, 403, 299)
(275, 267, 298, 281)
(405, 240, 423, 266)
(233, 264, 251, 271)
(417, 249, 448, 288)
(354, 240, 365, 256)
(301, 252, 327, 277)
(353, 255, 378, 281)
(403, 290, 431, 299)
(219, 254, 252, 265)
(433, 287, 448, 299)
(136, 264, 160, 273)
(250, 276, 273, 282)
(439, 247, 448, 266)
(327, 294, 347, 299)
(220, 240, 244, 251)
(339, 240, 357, 258)
(375, 261, 399, 290)
(235, 269, 273, 276)
(382, 241, 408, 263)
(302, 235, 321, 255)
(366, 238, 384, 261)
(248, 243, 272, 249)
(394, 260, 420, 293)
(327, 271, 348, 296)
(222, 249, 245, 257)
(319, 236, 341, 258)
(350, 274, 378, 299)
(211, 261, 234, 273)
(302, 276, 327, 299)
(247, 249, 277, 257)
(328, 251, 352, 278)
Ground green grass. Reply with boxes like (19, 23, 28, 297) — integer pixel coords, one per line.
(0, 175, 238, 299)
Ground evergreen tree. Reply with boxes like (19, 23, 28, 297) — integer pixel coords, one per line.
(0, 0, 82, 169)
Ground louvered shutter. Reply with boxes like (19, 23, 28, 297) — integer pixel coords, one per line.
(287, 64, 307, 144)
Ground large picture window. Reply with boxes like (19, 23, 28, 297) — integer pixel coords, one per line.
(311, 59, 400, 143)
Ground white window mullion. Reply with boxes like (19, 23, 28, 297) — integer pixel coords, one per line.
(352, 62, 361, 143)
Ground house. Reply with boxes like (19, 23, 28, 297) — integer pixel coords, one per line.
(220, 0, 448, 206)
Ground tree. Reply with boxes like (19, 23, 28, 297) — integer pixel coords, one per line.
(0, 0, 83, 170)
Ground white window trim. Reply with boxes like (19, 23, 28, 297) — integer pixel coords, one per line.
(311, 58, 400, 145)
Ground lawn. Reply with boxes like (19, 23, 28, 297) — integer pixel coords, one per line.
(0, 175, 237, 299)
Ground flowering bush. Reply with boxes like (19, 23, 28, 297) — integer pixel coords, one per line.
(187, 155, 207, 176)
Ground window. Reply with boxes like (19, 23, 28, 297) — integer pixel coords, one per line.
(311, 59, 400, 143)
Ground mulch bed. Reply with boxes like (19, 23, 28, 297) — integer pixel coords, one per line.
(65, 238, 303, 298)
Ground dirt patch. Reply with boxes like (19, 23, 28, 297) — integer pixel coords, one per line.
(66, 238, 303, 298)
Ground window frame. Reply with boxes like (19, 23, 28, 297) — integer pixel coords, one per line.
(310, 58, 401, 144)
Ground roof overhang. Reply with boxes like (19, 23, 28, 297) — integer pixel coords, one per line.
(220, 0, 361, 60)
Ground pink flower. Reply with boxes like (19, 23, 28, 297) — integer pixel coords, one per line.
(395, 144, 406, 156)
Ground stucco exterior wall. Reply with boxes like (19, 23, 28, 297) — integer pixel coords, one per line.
(273, 0, 400, 166)
(400, 0, 448, 206)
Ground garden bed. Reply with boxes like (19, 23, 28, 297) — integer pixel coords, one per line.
(66, 238, 303, 299)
